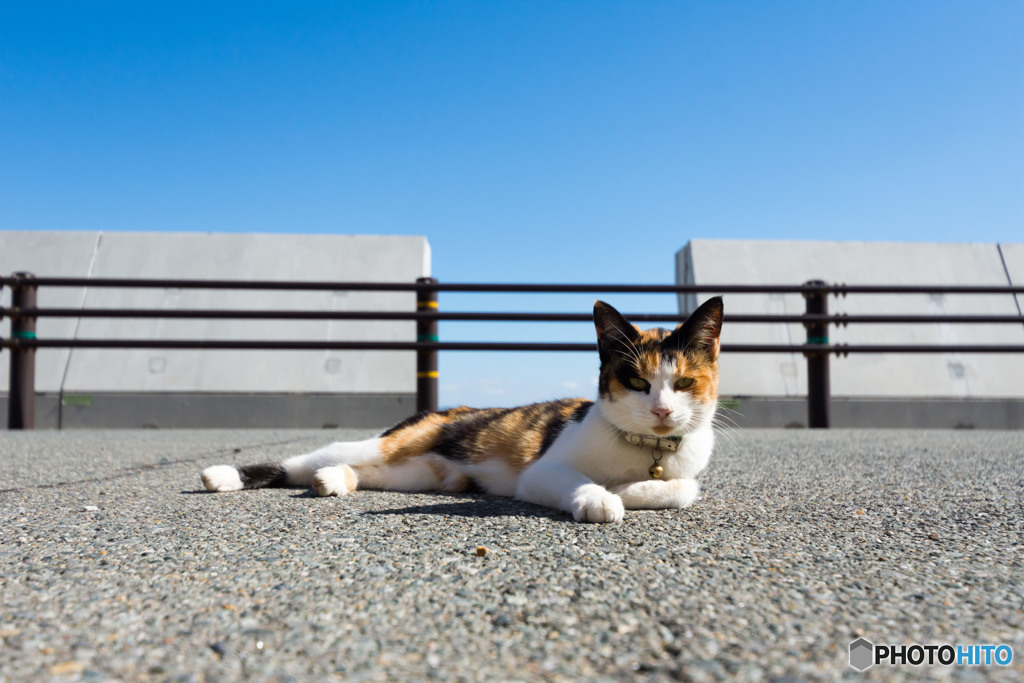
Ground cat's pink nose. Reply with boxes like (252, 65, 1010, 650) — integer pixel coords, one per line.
(651, 407, 673, 421)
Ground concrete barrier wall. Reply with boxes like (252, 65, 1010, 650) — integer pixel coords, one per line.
(1, 231, 430, 428)
(677, 239, 1024, 427)
(677, 239, 1024, 398)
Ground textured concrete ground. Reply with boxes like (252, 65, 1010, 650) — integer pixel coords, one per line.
(1, 428, 1022, 681)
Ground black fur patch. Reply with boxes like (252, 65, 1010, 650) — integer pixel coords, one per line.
(568, 401, 593, 423)
(537, 401, 592, 457)
(664, 296, 724, 355)
(428, 400, 593, 463)
(434, 408, 513, 461)
(613, 364, 650, 394)
(237, 463, 289, 489)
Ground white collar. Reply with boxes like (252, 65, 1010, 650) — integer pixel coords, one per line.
(620, 432, 683, 452)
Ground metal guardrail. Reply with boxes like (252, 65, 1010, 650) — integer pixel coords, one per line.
(3, 272, 1024, 430)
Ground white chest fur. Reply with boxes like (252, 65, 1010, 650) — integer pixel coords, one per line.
(534, 407, 714, 486)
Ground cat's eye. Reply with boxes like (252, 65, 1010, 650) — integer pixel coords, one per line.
(627, 376, 650, 391)
(674, 377, 695, 391)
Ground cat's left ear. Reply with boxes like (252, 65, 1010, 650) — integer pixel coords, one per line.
(667, 296, 723, 359)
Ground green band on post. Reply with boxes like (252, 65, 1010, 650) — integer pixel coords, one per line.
(807, 336, 829, 344)
(417, 334, 439, 342)
(13, 331, 37, 339)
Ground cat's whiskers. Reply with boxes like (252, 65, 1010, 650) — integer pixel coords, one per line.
(711, 418, 739, 449)
(680, 408, 704, 435)
(710, 405, 742, 448)
(714, 404, 743, 428)
(713, 415, 741, 435)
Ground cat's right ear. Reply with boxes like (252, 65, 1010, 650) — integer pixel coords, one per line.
(593, 301, 640, 365)
(667, 296, 723, 359)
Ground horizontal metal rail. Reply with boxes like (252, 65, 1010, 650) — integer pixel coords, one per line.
(3, 307, 1023, 326)
(2, 339, 1024, 354)
(3, 275, 1024, 295)
(4, 272, 1024, 430)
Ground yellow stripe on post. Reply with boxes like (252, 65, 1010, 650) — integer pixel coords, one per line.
(416, 277, 440, 412)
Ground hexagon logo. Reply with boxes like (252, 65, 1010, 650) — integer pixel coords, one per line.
(849, 638, 874, 671)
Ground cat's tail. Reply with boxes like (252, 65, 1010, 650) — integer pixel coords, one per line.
(201, 463, 288, 492)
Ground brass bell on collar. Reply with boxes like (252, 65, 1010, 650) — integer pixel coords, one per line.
(649, 464, 664, 479)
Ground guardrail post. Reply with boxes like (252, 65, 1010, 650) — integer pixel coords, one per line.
(803, 279, 831, 428)
(416, 277, 439, 413)
(8, 272, 38, 430)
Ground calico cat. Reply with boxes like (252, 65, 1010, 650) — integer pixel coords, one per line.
(201, 297, 723, 523)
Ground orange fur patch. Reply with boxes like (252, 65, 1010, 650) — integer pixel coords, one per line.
(379, 407, 474, 463)
(675, 350, 719, 406)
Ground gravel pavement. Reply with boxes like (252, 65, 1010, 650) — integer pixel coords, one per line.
(1, 428, 1022, 682)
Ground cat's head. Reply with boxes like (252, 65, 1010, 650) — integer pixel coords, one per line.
(593, 297, 723, 438)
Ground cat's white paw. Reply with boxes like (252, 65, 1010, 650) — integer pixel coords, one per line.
(572, 484, 625, 523)
(609, 477, 701, 510)
(201, 465, 243, 492)
(670, 478, 700, 508)
(312, 465, 357, 497)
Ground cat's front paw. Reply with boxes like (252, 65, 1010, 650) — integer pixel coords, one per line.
(670, 478, 700, 508)
(571, 484, 625, 523)
(312, 465, 357, 497)
(609, 477, 701, 510)
(201, 465, 243, 492)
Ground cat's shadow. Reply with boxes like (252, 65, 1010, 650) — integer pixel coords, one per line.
(360, 496, 569, 521)
(184, 487, 569, 520)
(283, 488, 570, 520)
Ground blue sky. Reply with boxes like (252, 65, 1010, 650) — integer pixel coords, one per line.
(2, 1, 1022, 407)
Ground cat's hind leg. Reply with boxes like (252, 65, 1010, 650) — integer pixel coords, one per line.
(339, 453, 467, 494)
(310, 452, 469, 497)
(200, 438, 383, 492)
(312, 465, 358, 497)
(201, 439, 468, 496)
(280, 438, 384, 486)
